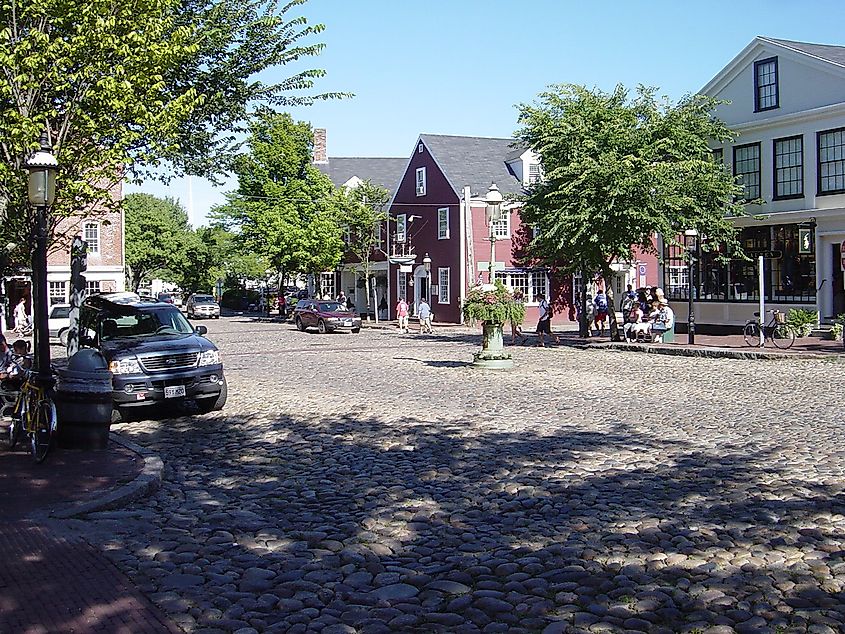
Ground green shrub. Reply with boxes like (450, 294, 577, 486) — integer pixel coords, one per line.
(462, 280, 526, 326)
(830, 323, 843, 341)
(786, 308, 817, 338)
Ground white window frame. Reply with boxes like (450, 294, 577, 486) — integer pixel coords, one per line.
(438, 267, 450, 304)
(49, 281, 67, 305)
(437, 207, 450, 240)
(528, 163, 541, 184)
(493, 210, 510, 238)
(86, 280, 101, 295)
(418, 143, 424, 154)
(396, 214, 407, 243)
(320, 272, 336, 299)
(397, 270, 407, 304)
(415, 167, 426, 196)
(83, 222, 100, 255)
(667, 266, 689, 297)
(496, 269, 549, 305)
(374, 221, 383, 250)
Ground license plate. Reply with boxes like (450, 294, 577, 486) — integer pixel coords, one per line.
(164, 385, 186, 398)
(344, 320, 353, 326)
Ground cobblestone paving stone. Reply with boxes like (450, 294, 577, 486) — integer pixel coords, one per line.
(62, 318, 845, 633)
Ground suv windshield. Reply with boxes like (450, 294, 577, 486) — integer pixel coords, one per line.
(101, 306, 194, 340)
(193, 296, 215, 304)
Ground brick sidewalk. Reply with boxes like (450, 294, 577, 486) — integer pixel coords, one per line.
(0, 444, 181, 633)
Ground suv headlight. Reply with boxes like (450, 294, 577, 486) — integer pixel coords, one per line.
(198, 349, 220, 366)
(109, 357, 142, 375)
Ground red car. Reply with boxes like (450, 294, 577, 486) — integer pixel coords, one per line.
(293, 299, 361, 334)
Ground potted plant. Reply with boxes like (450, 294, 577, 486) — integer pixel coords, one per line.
(462, 281, 526, 369)
(786, 308, 818, 338)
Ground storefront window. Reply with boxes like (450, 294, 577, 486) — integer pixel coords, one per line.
(663, 224, 815, 303)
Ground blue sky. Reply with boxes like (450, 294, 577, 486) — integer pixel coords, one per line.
(127, 0, 845, 225)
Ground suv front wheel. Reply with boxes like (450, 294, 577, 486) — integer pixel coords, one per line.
(295, 317, 305, 331)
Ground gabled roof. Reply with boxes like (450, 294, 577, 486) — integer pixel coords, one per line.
(763, 37, 845, 68)
(419, 134, 527, 197)
(701, 36, 845, 96)
(317, 157, 406, 197)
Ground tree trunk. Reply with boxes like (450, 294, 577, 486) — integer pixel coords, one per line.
(606, 284, 620, 341)
(364, 273, 372, 321)
(579, 267, 589, 338)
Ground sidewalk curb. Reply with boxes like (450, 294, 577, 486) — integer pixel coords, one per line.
(591, 340, 845, 361)
(48, 433, 163, 520)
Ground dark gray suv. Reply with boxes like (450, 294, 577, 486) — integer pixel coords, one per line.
(80, 293, 227, 421)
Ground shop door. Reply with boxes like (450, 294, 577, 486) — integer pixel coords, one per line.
(832, 244, 845, 318)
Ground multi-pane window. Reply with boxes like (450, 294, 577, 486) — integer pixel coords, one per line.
(438, 267, 450, 304)
(374, 222, 383, 250)
(754, 57, 778, 112)
(49, 281, 66, 305)
(86, 280, 101, 295)
(818, 128, 845, 194)
(395, 214, 407, 243)
(711, 148, 724, 165)
(397, 271, 407, 303)
(662, 225, 815, 304)
(531, 271, 548, 302)
(493, 210, 510, 238)
(319, 272, 335, 300)
(83, 222, 100, 254)
(437, 207, 449, 239)
(733, 143, 761, 201)
(415, 167, 426, 196)
(528, 163, 541, 184)
(774, 136, 803, 199)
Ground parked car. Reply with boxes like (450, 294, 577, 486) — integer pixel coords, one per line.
(79, 293, 226, 422)
(186, 294, 221, 319)
(48, 303, 71, 346)
(293, 299, 361, 334)
(156, 292, 175, 304)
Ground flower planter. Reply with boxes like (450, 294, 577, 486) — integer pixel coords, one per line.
(472, 321, 513, 370)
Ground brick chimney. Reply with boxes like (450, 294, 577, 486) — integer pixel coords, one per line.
(313, 128, 328, 164)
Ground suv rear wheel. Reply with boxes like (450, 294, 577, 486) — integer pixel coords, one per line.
(317, 319, 327, 334)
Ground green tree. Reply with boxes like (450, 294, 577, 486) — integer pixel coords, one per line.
(212, 110, 344, 285)
(124, 193, 194, 292)
(0, 0, 343, 268)
(515, 84, 746, 338)
(342, 180, 390, 317)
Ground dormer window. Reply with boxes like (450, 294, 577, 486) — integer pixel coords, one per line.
(415, 167, 426, 196)
(754, 57, 778, 112)
(528, 163, 541, 184)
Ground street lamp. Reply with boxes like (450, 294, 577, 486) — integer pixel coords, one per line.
(25, 132, 59, 383)
(485, 183, 503, 283)
(422, 253, 432, 303)
(684, 228, 699, 345)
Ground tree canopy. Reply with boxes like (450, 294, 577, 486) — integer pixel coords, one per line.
(211, 110, 345, 280)
(341, 179, 390, 313)
(124, 193, 195, 292)
(514, 84, 746, 278)
(0, 0, 343, 270)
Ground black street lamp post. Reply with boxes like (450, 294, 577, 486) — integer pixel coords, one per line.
(25, 133, 59, 384)
(684, 229, 699, 345)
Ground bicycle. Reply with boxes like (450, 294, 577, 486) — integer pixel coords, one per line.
(5, 369, 57, 463)
(742, 309, 796, 350)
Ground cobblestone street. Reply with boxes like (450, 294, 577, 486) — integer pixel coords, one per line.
(63, 317, 845, 633)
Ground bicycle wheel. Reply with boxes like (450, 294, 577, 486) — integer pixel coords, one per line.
(771, 324, 796, 350)
(743, 322, 761, 346)
(31, 398, 57, 464)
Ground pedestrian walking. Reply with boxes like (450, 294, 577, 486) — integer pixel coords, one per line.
(13, 297, 29, 335)
(336, 291, 347, 305)
(535, 293, 559, 347)
(395, 297, 409, 333)
(594, 288, 608, 337)
(418, 298, 433, 334)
